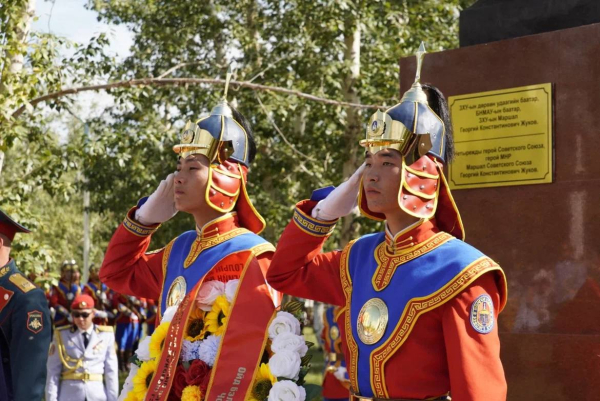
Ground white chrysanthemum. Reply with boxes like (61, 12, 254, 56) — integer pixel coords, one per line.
(268, 311, 301, 339)
(271, 332, 308, 357)
(268, 380, 306, 401)
(198, 334, 221, 367)
(196, 281, 226, 311)
(117, 363, 139, 401)
(224, 279, 239, 303)
(181, 339, 201, 362)
(161, 306, 178, 323)
(269, 349, 301, 380)
(135, 336, 152, 361)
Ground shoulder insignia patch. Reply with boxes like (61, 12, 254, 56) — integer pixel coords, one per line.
(96, 325, 114, 333)
(27, 310, 44, 334)
(0, 286, 14, 313)
(470, 294, 495, 334)
(9, 273, 36, 293)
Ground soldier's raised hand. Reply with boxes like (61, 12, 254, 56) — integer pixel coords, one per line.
(311, 163, 366, 221)
(135, 173, 178, 225)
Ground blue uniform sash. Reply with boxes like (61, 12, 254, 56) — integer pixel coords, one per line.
(160, 230, 269, 315)
(346, 232, 492, 396)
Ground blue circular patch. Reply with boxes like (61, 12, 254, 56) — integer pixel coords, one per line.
(470, 294, 494, 334)
(371, 120, 378, 131)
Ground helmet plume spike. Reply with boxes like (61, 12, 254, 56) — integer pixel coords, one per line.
(223, 63, 235, 100)
(400, 42, 428, 104)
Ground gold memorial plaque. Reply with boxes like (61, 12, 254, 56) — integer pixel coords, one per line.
(448, 83, 553, 189)
(166, 276, 187, 307)
(357, 298, 388, 345)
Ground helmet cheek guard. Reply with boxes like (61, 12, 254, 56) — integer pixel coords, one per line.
(206, 160, 243, 213)
(358, 42, 464, 240)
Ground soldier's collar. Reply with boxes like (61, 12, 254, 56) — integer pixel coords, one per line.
(195, 212, 240, 239)
(384, 218, 438, 254)
(0, 259, 15, 279)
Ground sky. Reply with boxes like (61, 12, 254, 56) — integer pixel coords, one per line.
(32, 0, 134, 133)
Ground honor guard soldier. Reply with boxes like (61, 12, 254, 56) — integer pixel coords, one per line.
(322, 305, 350, 401)
(0, 208, 52, 400)
(112, 292, 141, 372)
(267, 44, 508, 401)
(47, 259, 82, 327)
(46, 293, 118, 401)
(83, 264, 112, 325)
(100, 69, 281, 399)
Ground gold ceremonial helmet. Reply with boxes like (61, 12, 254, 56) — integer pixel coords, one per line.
(360, 42, 436, 161)
(357, 42, 465, 240)
(173, 66, 250, 166)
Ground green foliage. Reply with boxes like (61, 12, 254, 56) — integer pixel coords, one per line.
(0, 0, 476, 280)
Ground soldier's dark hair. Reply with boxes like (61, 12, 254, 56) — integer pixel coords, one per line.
(230, 104, 257, 164)
(422, 83, 454, 163)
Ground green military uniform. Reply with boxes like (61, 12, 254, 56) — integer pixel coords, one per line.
(0, 259, 52, 400)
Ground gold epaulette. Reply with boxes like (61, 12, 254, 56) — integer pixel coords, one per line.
(9, 273, 36, 293)
(56, 325, 70, 331)
(95, 325, 114, 333)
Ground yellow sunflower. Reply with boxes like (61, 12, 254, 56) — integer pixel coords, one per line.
(205, 295, 230, 336)
(185, 307, 206, 341)
(249, 363, 277, 401)
(181, 385, 203, 401)
(149, 322, 170, 358)
(132, 360, 158, 400)
(123, 391, 139, 401)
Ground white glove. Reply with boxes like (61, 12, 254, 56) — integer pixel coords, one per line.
(333, 366, 349, 382)
(135, 173, 177, 225)
(311, 163, 366, 221)
(94, 310, 108, 319)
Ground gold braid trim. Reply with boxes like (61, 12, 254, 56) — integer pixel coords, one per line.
(183, 228, 250, 268)
(339, 239, 360, 393)
(370, 257, 501, 398)
(157, 238, 176, 320)
(55, 330, 83, 375)
(371, 232, 453, 291)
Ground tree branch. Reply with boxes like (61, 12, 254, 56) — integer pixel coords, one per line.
(255, 93, 314, 163)
(11, 76, 384, 119)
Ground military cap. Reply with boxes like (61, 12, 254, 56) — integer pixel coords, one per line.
(71, 294, 95, 310)
(0, 209, 30, 241)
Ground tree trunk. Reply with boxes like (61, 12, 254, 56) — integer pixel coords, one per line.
(340, 16, 362, 246)
(0, 0, 36, 176)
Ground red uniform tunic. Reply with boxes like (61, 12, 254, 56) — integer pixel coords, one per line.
(267, 200, 507, 401)
(46, 280, 80, 327)
(100, 208, 278, 319)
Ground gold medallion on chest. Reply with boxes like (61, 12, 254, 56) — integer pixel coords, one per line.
(357, 298, 388, 345)
(166, 276, 187, 308)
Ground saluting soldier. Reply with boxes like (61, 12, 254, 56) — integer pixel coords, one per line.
(0, 208, 52, 400)
(267, 44, 508, 400)
(46, 293, 118, 401)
